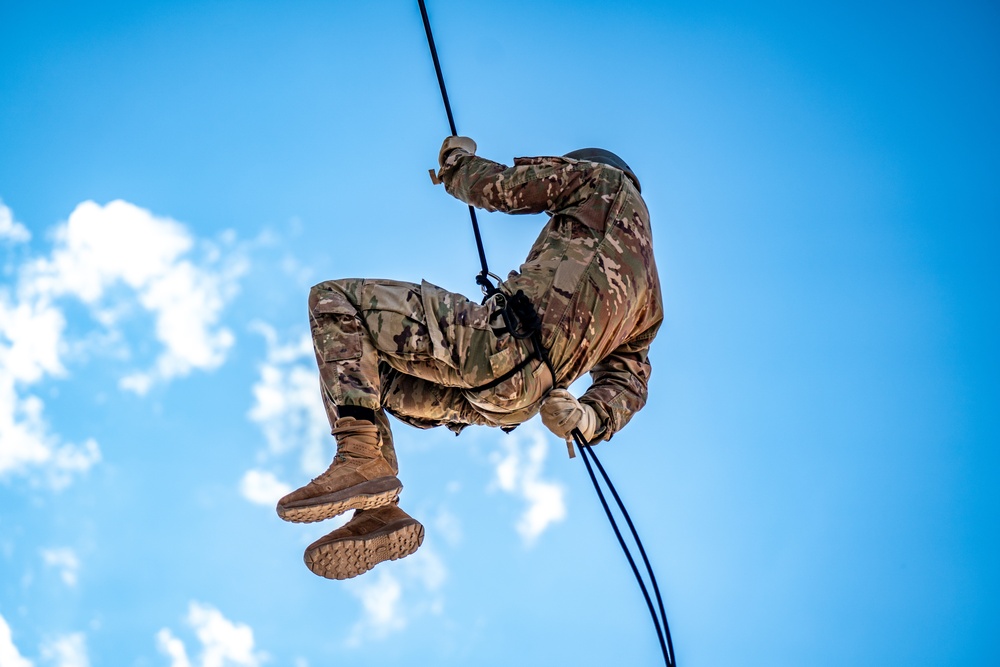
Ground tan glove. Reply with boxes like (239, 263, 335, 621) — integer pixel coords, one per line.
(540, 389, 599, 445)
(438, 135, 477, 169)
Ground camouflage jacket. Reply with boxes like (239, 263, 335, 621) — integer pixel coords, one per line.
(439, 149, 663, 441)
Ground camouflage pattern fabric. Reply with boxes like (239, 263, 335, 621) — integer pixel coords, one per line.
(309, 278, 550, 471)
(310, 149, 662, 462)
(438, 150, 663, 441)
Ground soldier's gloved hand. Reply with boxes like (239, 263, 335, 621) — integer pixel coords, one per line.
(540, 389, 599, 445)
(438, 135, 477, 169)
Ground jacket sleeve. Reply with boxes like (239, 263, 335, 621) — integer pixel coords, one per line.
(578, 327, 657, 442)
(438, 150, 603, 215)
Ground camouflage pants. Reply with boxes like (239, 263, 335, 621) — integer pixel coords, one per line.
(309, 278, 551, 472)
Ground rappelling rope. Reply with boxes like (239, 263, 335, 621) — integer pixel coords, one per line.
(416, 2, 675, 665)
(416, 0, 496, 297)
(572, 428, 676, 666)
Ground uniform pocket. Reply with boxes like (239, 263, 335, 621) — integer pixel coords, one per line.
(475, 333, 529, 402)
(420, 279, 492, 369)
(312, 301, 363, 363)
(488, 344, 517, 378)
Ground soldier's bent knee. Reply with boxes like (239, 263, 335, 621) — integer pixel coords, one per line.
(309, 279, 358, 316)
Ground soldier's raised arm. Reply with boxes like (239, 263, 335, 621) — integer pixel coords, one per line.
(434, 136, 606, 216)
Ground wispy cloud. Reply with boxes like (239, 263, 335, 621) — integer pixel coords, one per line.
(0, 276, 100, 488)
(344, 543, 447, 647)
(19, 200, 244, 394)
(40, 547, 80, 587)
(40, 633, 88, 667)
(0, 199, 30, 244)
(490, 421, 567, 545)
(20, 199, 244, 395)
(239, 469, 292, 506)
(345, 571, 405, 643)
(156, 602, 263, 667)
(244, 322, 330, 490)
(0, 613, 33, 667)
(155, 628, 191, 667)
(0, 199, 243, 489)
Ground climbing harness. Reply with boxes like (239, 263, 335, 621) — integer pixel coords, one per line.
(416, 2, 677, 665)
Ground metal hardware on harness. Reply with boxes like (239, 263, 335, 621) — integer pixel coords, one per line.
(495, 289, 556, 389)
(495, 290, 541, 340)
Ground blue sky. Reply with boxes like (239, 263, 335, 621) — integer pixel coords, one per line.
(1, 1, 997, 665)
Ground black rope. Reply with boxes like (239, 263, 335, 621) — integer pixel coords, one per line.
(415, 2, 675, 664)
(573, 428, 676, 667)
(416, 0, 496, 296)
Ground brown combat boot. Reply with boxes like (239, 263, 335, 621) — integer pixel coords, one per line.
(303, 503, 424, 580)
(276, 417, 401, 524)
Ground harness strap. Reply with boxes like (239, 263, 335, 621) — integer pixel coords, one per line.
(468, 350, 538, 392)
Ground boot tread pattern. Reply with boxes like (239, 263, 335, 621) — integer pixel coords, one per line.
(305, 521, 424, 580)
(277, 484, 401, 524)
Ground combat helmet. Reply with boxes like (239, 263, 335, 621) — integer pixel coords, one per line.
(563, 148, 641, 193)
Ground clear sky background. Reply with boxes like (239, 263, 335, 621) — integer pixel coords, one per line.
(1, 1, 997, 665)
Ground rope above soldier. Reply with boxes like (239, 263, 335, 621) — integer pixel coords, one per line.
(276, 136, 663, 580)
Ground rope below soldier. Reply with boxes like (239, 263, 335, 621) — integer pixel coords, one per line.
(276, 136, 663, 580)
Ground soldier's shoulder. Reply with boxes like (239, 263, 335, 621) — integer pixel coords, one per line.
(512, 156, 575, 168)
(519, 156, 626, 190)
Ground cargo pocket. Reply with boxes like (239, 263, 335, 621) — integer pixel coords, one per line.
(489, 366, 526, 403)
(468, 331, 527, 403)
(312, 301, 364, 363)
(420, 279, 492, 369)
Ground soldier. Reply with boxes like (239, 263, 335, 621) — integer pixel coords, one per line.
(277, 136, 663, 580)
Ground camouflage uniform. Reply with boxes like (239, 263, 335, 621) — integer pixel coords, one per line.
(309, 148, 662, 469)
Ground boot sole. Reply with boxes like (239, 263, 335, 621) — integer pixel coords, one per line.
(304, 518, 425, 580)
(276, 476, 402, 524)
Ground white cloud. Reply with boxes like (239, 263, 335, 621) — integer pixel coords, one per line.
(20, 199, 243, 393)
(491, 421, 567, 545)
(246, 322, 328, 473)
(344, 543, 447, 647)
(0, 199, 30, 244)
(405, 544, 447, 593)
(155, 629, 191, 667)
(242, 322, 331, 507)
(0, 295, 64, 384)
(0, 367, 101, 489)
(0, 199, 243, 489)
(345, 571, 405, 645)
(239, 469, 291, 506)
(157, 602, 263, 667)
(40, 547, 81, 587)
(0, 289, 83, 487)
(40, 633, 88, 667)
(0, 613, 33, 667)
(0, 295, 98, 486)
